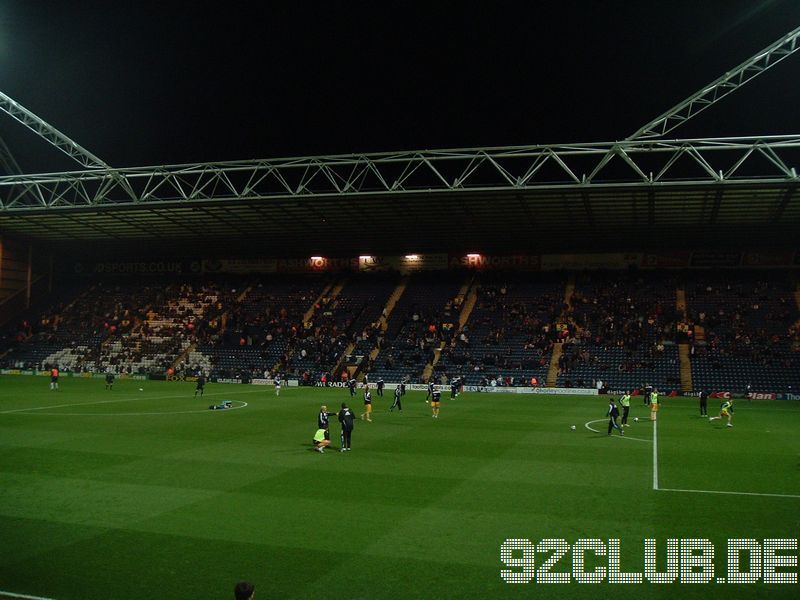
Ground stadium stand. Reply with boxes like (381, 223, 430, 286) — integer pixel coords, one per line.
(1, 269, 798, 396)
(556, 271, 681, 391)
(1, 280, 161, 372)
(437, 271, 563, 386)
(684, 271, 800, 394)
(289, 272, 398, 379)
(192, 275, 330, 380)
(369, 271, 465, 384)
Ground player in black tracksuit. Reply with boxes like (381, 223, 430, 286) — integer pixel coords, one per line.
(348, 378, 357, 397)
(426, 380, 434, 402)
(643, 384, 652, 406)
(450, 377, 460, 399)
(607, 399, 624, 436)
(318, 405, 336, 441)
(194, 374, 206, 397)
(699, 390, 709, 417)
(338, 403, 355, 451)
(390, 386, 403, 412)
(376, 378, 385, 397)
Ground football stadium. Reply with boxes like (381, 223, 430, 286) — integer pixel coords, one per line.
(1, 4, 800, 599)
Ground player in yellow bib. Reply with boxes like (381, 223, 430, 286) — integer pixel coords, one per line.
(709, 398, 733, 427)
(313, 428, 331, 453)
(649, 390, 660, 421)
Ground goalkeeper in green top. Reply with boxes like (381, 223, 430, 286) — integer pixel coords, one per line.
(619, 391, 632, 426)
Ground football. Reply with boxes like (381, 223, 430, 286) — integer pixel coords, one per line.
(139, 388, 144, 391)
(570, 425, 576, 430)
(634, 417, 639, 422)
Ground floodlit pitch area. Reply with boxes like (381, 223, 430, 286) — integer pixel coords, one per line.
(1, 376, 799, 599)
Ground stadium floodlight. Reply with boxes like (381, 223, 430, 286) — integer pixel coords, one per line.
(405, 255, 420, 260)
(310, 256, 324, 261)
(467, 253, 481, 258)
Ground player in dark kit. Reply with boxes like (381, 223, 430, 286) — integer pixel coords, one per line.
(607, 398, 624, 436)
(105, 371, 115, 390)
(194, 374, 206, 397)
(426, 380, 434, 403)
(376, 378, 385, 397)
(643, 384, 652, 406)
(390, 385, 403, 412)
(450, 377, 460, 399)
(338, 402, 355, 451)
(318, 405, 336, 440)
(348, 378, 357, 397)
(699, 390, 708, 417)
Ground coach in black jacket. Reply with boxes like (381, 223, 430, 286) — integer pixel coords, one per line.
(338, 403, 355, 452)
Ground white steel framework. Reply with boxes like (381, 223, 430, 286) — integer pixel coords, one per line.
(0, 26, 798, 212)
(628, 25, 800, 140)
(0, 136, 796, 210)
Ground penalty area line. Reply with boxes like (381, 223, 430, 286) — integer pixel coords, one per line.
(658, 487, 800, 500)
(0, 590, 57, 600)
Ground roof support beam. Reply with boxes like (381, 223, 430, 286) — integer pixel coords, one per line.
(628, 26, 800, 140)
(0, 136, 797, 211)
(0, 90, 141, 205)
(0, 91, 112, 170)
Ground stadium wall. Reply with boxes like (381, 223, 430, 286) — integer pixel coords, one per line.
(61, 250, 800, 279)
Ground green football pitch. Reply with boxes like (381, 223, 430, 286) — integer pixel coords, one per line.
(1, 376, 799, 600)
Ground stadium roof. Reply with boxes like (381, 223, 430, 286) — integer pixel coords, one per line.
(0, 178, 796, 258)
(0, 15, 798, 258)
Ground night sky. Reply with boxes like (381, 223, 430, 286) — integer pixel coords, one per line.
(1, 1, 799, 173)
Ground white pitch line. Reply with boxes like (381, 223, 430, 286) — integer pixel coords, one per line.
(0, 590, 57, 600)
(583, 419, 651, 442)
(652, 418, 659, 490)
(659, 487, 800, 499)
(18, 401, 250, 417)
(0, 388, 263, 415)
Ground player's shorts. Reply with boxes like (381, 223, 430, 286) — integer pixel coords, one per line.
(51, 376, 58, 383)
(364, 404, 372, 413)
(651, 404, 659, 411)
(431, 401, 440, 408)
(720, 409, 730, 417)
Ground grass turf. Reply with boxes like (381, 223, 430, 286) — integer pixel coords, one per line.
(0, 375, 799, 599)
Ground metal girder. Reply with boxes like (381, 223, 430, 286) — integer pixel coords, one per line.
(0, 136, 797, 211)
(0, 134, 23, 176)
(0, 91, 142, 205)
(0, 91, 113, 170)
(628, 25, 800, 140)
